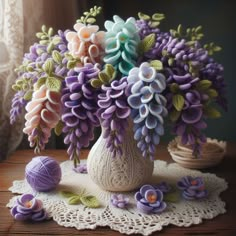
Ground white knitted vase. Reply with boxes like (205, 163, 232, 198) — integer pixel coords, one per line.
(87, 125, 154, 192)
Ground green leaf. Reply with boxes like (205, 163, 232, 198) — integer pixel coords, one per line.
(12, 84, 21, 91)
(169, 109, 181, 122)
(170, 83, 179, 93)
(172, 94, 185, 111)
(86, 18, 96, 24)
(67, 60, 77, 69)
(168, 58, 174, 66)
(24, 90, 33, 101)
(36, 32, 44, 39)
(150, 60, 163, 71)
(164, 192, 180, 203)
(39, 40, 48, 46)
(91, 79, 103, 88)
(138, 12, 150, 20)
(99, 72, 109, 84)
(47, 42, 54, 54)
(43, 59, 54, 75)
(177, 24, 183, 35)
(41, 25, 47, 33)
(80, 196, 100, 208)
(204, 107, 221, 118)
(52, 50, 62, 64)
(46, 77, 61, 92)
(54, 120, 63, 136)
(60, 191, 77, 198)
(68, 196, 81, 205)
(52, 36, 61, 45)
(197, 80, 212, 91)
(139, 33, 155, 54)
(150, 21, 160, 28)
(48, 27, 54, 37)
(105, 64, 115, 78)
(207, 89, 218, 98)
(35, 77, 47, 90)
(152, 13, 165, 21)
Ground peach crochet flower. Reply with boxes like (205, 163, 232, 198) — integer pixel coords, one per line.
(23, 85, 61, 152)
(66, 23, 105, 65)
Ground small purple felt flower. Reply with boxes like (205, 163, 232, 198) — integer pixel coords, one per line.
(111, 194, 129, 208)
(177, 176, 208, 200)
(154, 181, 171, 193)
(73, 163, 88, 174)
(135, 185, 167, 214)
(11, 194, 47, 221)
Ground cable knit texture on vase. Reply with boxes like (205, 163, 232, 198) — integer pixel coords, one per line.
(87, 123, 154, 191)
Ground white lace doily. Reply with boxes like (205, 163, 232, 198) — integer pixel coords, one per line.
(7, 160, 228, 236)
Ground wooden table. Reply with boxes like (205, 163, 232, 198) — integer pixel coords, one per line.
(1, 143, 236, 235)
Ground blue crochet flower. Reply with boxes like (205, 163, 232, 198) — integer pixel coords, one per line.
(104, 15, 140, 75)
(127, 62, 167, 159)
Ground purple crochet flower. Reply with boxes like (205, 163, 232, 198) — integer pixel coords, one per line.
(154, 181, 171, 193)
(11, 194, 47, 221)
(135, 185, 167, 214)
(73, 163, 88, 174)
(111, 194, 129, 208)
(177, 176, 208, 200)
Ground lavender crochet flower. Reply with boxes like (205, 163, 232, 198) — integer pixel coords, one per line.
(97, 76, 131, 157)
(104, 15, 140, 75)
(73, 163, 88, 174)
(111, 194, 129, 208)
(177, 176, 208, 200)
(135, 185, 167, 214)
(11, 194, 47, 221)
(127, 62, 167, 159)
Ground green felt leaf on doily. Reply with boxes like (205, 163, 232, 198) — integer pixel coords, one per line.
(68, 196, 81, 205)
(60, 190, 78, 198)
(80, 196, 100, 208)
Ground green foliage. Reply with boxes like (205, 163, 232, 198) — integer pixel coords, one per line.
(65, 53, 81, 69)
(36, 25, 54, 46)
(43, 59, 54, 75)
(170, 24, 204, 46)
(203, 106, 221, 118)
(46, 77, 62, 92)
(77, 6, 102, 25)
(172, 94, 185, 111)
(164, 191, 180, 203)
(60, 190, 100, 208)
(169, 109, 181, 122)
(150, 60, 163, 71)
(91, 64, 116, 88)
(54, 120, 64, 136)
(138, 33, 155, 54)
(138, 12, 165, 28)
(196, 80, 212, 91)
(204, 42, 222, 55)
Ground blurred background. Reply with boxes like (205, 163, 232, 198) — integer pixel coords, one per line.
(0, 0, 235, 158)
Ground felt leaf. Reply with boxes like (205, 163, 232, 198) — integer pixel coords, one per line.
(173, 94, 185, 111)
(204, 107, 221, 118)
(52, 36, 61, 45)
(35, 77, 47, 90)
(80, 196, 100, 208)
(105, 64, 115, 78)
(48, 27, 53, 37)
(164, 192, 180, 203)
(47, 42, 54, 54)
(91, 78, 103, 88)
(138, 12, 150, 20)
(177, 24, 183, 36)
(86, 17, 96, 24)
(60, 190, 78, 198)
(197, 80, 212, 91)
(52, 50, 62, 64)
(139, 33, 155, 54)
(12, 84, 21, 91)
(43, 59, 54, 75)
(67, 60, 77, 69)
(169, 109, 181, 122)
(170, 83, 179, 93)
(54, 120, 63, 136)
(207, 89, 218, 98)
(46, 77, 62, 92)
(41, 25, 47, 33)
(150, 60, 163, 71)
(68, 196, 81, 205)
(23, 90, 33, 101)
(168, 58, 174, 66)
(152, 13, 165, 21)
(99, 72, 109, 84)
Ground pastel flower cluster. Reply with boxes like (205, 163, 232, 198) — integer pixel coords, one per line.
(11, 194, 47, 221)
(11, 6, 227, 164)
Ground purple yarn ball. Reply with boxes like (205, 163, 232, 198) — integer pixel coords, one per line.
(25, 156, 61, 192)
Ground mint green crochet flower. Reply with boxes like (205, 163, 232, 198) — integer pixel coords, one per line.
(104, 15, 140, 76)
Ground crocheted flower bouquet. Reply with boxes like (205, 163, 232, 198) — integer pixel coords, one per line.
(11, 6, 227, 166)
